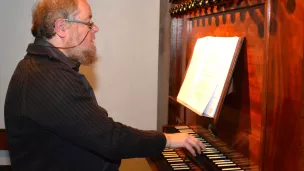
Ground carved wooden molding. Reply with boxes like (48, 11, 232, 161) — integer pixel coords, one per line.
(168, 0, 266, 17)
(169, 0, 231, 16)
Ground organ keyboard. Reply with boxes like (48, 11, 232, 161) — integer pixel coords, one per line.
(148, 125, 259, 171)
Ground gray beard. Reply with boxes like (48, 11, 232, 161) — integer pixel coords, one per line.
(66, 45, 97, 65)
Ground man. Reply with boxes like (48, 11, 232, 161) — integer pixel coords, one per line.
(4, 0, 205, 170)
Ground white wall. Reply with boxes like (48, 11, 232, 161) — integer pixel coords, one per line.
(0, 0, 36, 129)
(0, 0, 37, 165)
(87, 0, 161, 130)
(0, 0, 161, 164)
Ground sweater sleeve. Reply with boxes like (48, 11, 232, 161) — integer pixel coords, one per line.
(26, 65, 166, 160)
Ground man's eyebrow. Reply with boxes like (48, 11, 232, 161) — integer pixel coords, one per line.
(87, 14, 92, 20)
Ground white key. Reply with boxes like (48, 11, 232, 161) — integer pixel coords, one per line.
(217, 164, 237, 167)
(167, 160, 184, 163)
(222, 167, 242, 171)
(209, 156, 226, 159)
(175, 126, 189, 129)
(171, 163, 188, 166)
(214, 161, 234, 164)
(203, 151, 219, 154)
(173, 167, 190, 170)
(213, 159, 231, 163)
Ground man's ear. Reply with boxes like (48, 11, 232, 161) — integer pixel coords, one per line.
(54, 19, 68, 38)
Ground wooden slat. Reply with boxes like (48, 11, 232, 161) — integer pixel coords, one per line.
(0, 129, 8, 150)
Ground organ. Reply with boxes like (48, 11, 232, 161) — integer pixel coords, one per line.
(148, 0, 304, 170)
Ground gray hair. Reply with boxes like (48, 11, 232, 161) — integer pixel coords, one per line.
(31, 0, 79, 39)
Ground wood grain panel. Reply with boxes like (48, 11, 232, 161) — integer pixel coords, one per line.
(172, 18, 185, 98)
(169, 18, 178, 96)
(301, 107, 304, 171)
(263, 0, 304, 170)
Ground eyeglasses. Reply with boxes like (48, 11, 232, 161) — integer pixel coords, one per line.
(64, 19, 94, 29)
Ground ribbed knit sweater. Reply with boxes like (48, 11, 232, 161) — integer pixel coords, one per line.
(4, 38, 166, 171)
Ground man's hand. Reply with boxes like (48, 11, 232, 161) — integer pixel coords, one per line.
(164, 133, 206, 156)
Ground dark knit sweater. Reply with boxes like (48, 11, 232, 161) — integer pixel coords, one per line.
(4, 38, 166, 171)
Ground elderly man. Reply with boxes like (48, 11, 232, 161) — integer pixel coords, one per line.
(4, 0, 205, 170)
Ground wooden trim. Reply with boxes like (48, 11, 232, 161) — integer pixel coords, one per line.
(145, 158, 159, 171)
(157, 0, 171, 131)
(0, 166, 12, 171)
(0, 129, 8, 150)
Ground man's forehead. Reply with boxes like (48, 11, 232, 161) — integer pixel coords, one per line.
(76, 0, 92, 20)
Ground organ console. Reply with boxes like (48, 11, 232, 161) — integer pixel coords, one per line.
(149, 0, 304, 170)
(149, 125, 260, 171)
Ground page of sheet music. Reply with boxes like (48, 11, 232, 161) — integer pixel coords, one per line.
(203, 37, 240, 117)
(186, 37, 219, 114)
(177, 36, 241, 117)
(178, 37, 218, 115)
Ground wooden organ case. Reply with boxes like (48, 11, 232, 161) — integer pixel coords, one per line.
(148, 0, 304, 171)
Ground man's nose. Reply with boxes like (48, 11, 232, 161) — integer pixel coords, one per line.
(92, 23, 99, 33)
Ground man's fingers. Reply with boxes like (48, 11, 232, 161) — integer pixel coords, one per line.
(199, 140, 206, 151)
(190, 136, 205, 151)
(187, 136, 201, 154)
(184, 142, 196, 156)
(189, 135, 206, 151)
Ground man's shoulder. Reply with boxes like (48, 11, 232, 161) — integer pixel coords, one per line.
(24, 53, 77, 74)
(8, 54, 80, 88)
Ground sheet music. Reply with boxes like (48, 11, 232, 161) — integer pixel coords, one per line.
(178, 37, 218, 114)
(203, 37, 240, 117)
(177, 36, 241, 118)
(186, 37, 219, 114)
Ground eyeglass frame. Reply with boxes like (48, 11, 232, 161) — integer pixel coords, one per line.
(64, 19, 94, 29)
